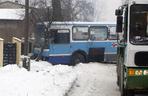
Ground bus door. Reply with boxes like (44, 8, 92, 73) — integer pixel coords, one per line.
(49, 29, 71, 64)
(72, 26, 89, 54)
(89, 26, 108, 62)
(107, 26, 117, 62)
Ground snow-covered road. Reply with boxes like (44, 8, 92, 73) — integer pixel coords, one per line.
(67, 63, 120, 96)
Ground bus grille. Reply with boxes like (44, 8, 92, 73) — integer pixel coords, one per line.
(135, 52, 148, 66)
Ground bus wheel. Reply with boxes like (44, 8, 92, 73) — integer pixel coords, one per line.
(117, 76, 119, 86)
(121, 88, 134, 96)
(71, 53, 86, 66)
(121, 88, 127, 96)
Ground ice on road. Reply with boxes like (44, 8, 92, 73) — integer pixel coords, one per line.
(67, 63, 120, 96)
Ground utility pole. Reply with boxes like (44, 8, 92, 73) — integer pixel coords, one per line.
(24, 0, 29, 55)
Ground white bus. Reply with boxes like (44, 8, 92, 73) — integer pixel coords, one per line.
(116, 0, 148, 96)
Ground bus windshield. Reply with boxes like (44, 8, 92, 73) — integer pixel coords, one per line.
(49, 29, 70, 44)
(130, 4, 148, 45)
(34, 24, 45, 48)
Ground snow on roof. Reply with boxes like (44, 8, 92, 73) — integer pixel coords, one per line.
(127, 0, 148, 4)
(0, 9, 25, 20)
(52, 21, 116, 25)
(38, 21, 116, 27)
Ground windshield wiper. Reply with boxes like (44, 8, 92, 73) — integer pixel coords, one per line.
(131, 36, 148, 45)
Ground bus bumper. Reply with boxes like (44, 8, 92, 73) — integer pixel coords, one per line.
(125, 67, 148, 90)
(48, 56, 71, 65)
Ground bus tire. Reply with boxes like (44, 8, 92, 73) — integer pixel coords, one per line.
(117, 76, 119, 86)
(120, 73, 134, 96)
(121, 88, 128, 96)
(127, 90, 134, 96)
(121, 89, 134, 96)
(71, 53, 86, 66)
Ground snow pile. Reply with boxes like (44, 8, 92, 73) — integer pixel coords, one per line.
(30, 60, 52, 71)
(0, 9, 25, 20)
(0, 60, 77, 96)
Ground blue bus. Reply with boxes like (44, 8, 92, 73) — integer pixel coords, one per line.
(33, 22, 117, 65)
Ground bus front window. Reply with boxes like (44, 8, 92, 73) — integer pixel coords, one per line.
(130, 4, 148, 45)
(49, 29, 70, 44)
(34, 24, 45, 48)
(146, 13, 148, 35)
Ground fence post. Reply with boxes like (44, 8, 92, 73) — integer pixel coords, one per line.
(12, 37, 21, 65)
(0, 38, 3, 67)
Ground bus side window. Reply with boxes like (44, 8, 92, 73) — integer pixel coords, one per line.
(49, 29, 56, 43)
(109, 26, 117, 40)
(90, 26, 108, 41)
(72, 26, 89, 40)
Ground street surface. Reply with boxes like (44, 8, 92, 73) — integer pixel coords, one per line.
(67, 63, 120, 96)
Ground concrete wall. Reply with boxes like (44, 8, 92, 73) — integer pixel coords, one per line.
(12, 37, 21, 65)
(0, 38, 3, 67)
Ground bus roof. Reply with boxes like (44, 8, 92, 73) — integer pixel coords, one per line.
(124, 0, 148, 5)
(37, 21, 116, 26)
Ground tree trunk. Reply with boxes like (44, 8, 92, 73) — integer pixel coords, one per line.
(52, 0, 63, 21)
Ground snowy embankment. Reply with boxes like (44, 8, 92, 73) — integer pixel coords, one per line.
(0, 60, 77, 96)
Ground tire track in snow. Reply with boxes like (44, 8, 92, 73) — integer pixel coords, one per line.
(64, 78, 78, 96)
(65, 63, 120, 96)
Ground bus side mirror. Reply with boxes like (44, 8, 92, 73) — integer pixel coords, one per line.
(116, 16, 123, 33)
(115, 9, 123, 16)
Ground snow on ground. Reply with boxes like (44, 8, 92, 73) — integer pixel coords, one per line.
(0, 60, 120, 96)
(0, 60, 77, 96)
(67, 63, 120, 96)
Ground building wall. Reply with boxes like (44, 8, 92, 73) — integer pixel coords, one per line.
(0, 1, 25, 9)
(0, 1, 36, 54)
(0, 20, 25, 42)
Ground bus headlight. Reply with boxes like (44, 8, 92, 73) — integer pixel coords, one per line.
(43, 49, 49, 52)
(135, 70, 143, 76)
(128, 69, 147, 76)
(143, 70, 148, 75)
(128, 68, 135, 76)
